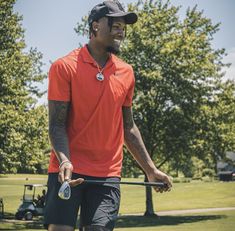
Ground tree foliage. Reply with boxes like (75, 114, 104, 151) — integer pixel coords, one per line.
(0, 0, 49, 173)
(121, 0, 233, 167)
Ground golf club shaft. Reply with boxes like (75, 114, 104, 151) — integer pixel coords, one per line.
(83, 180, 166, 187)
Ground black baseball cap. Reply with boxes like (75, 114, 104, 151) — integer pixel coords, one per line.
(88, 1, 138, 26)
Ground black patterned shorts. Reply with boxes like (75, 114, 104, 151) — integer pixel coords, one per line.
(43, 173, 120, 230)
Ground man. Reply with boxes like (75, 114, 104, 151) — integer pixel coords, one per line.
(44, 1, 172, 231)
(36, 189, 46, 207)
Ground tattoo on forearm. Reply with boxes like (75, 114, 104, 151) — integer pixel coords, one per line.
(48, 100, 70, 162)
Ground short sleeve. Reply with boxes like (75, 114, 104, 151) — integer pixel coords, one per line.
(48, 59, 71, 101)
(123, 68, 135, 107)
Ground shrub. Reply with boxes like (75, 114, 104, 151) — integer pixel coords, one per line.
(202, 168, 215, 177)
(172, 177, 191, 183)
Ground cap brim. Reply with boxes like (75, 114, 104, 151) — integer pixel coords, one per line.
(106, 12, 138, 24)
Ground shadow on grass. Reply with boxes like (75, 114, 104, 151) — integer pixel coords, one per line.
(115, 214, 225, 228)
(0, 222, 44, 230)
(0, 213, 44, 230)
(0, 213, 225, 230)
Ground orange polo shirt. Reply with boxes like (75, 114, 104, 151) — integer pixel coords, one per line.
(47, 45, 135, 177)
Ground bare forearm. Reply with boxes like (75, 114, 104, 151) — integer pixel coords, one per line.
(122, 106, 172, 190)
(124, 124, 156, 175)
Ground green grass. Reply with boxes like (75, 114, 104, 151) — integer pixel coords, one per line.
(0, 174, 235, 230)
(120, 180, 235, 214)
(1, 211, 235, 231)
(115, 210, 235, 231)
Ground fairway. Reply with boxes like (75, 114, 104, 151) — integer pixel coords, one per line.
(0, 174, 235, 230)
(115, 210, 235, 231)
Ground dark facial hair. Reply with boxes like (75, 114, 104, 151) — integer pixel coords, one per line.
(106, 46, 120, 55)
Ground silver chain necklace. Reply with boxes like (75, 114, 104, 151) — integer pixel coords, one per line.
(94, 54, 110, 82)
(95, 63, 105, 82)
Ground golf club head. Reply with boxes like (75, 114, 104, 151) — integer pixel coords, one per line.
(58, 181, 71, 200)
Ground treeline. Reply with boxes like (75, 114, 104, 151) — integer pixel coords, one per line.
(121, 1, 235, 179)
(1, 0, 235, 177)
(0, 0, 49, 173)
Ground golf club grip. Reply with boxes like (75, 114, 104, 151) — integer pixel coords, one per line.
(83, 180, 166, 187)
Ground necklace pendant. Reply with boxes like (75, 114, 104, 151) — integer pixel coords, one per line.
(96, 72, 104, 81)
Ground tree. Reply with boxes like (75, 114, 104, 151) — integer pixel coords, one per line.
(0, 0, 49, 173)
(121, 0, 234, 215)
(74, 0, 235, 215)
(193, 80, 235, 172)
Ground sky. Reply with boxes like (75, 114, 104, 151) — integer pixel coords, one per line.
(14, 0, 235, 104)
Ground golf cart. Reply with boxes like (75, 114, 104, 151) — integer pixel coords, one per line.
(15, 184, 47, 220)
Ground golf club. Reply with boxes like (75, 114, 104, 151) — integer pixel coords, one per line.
(58, 181, 71, 200)
(83, 180, 166, 187)
(58, 180, 167, 200)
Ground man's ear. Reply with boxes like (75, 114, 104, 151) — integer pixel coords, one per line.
(92, 21, 99, 32)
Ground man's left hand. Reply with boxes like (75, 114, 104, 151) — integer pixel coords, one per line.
(147, 169, 172, 193)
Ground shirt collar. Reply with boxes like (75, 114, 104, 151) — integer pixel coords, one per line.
(80, 44, 114, 69)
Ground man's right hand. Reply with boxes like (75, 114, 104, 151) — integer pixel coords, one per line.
(58, 160, 73, 183)
(58, 161, 84, 187)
